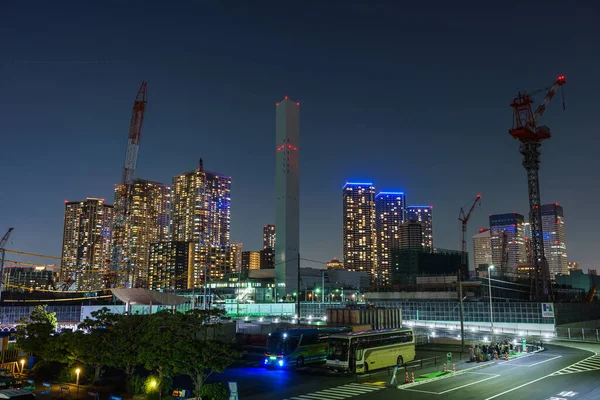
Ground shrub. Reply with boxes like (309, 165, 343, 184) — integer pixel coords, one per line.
(126, 375, 146, 395)
(198, 383, 228, 400)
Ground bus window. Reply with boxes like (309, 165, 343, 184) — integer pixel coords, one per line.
(327, 338, 349, 361)
(284, 336, 299, 354)
(302, 334, 319, 346)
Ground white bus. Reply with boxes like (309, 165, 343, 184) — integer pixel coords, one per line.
(326, 328, 415, 373)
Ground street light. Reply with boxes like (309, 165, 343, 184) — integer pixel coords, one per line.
(488, 265, 495, 344)
(75, 368, 81, 400)
(19, 359, 25, 377)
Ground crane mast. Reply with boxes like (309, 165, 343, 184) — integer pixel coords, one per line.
(111, 82, 148, 288)
(509, 76, 566, 301)
(0, 228, 15, 301)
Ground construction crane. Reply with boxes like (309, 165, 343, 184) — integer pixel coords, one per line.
(509, 76, 566, 301)
(111, 82, 148, 289)
(457, 194, 481, 356)
(458, 194, 482, 279)
(0, 228, 15, 301)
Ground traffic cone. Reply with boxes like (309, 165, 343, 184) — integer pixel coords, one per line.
(411, 372, 415, 383)
(405, 372, 409, 384)
(505, 352, 509, 361)
(452, 364, 456, 372)
(443, 363, 447, 372)
(495, 351, 498, 360)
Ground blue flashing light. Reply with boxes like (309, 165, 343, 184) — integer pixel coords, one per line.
(264, 359, 269, 365)
(278, 360, 284, 367)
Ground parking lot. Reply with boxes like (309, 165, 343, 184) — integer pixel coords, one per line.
(400, 371, 500, 395)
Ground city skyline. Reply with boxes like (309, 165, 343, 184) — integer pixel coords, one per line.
(2, 3, 598, 272)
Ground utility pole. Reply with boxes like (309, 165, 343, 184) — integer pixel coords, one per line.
(297, 253, 301, 319)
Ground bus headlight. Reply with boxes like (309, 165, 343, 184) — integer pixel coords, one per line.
(278, 360, 284, 367)
(264, 359, 269, 365)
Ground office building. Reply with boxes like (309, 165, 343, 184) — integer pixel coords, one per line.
(231, 242, 243, 273)
(489, 213, 526, 273)
(113, 179, 171, 287)
(171, 159, 231, 246)
(148, 241, 190, 290)
(541, 203, 568, 277)
(407, 206, 433, 251)
(326, 258, 344, 270)
(4, 267, 59, 292)
(473, 228, 492, 270)
(242, 251, 261, 273)
(260, 247, 275, 270)
(392, 248, 463, 284)
(568, 261, 580, 272)
(263, 225, 276, 249)
(400, 221, 424, 250)
(375, 192, 406, 286)
(61, 198, 113, 290)
(275, 97, 300, 299)
(342, 182, 376, 280)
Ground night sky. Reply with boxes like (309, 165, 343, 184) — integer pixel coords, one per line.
(1, 1, 599, 271)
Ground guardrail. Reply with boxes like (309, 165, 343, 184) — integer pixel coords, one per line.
(555, 328, 600, 342)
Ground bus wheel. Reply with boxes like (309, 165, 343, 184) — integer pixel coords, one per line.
(397, 356, 404, 366)
(296, 356, 305, 368)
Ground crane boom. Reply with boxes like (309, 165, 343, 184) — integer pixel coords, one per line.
(458, 194, 482, 274)
(532, 76, 566, 123)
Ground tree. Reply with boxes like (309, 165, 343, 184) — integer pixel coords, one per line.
(138, 311, 179, 385)
(65, 329, 109, 384)
(172, 309, 240, 396)
(15, 305, 58, 356)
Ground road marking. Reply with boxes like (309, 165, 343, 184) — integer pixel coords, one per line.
(526, 355, 562, 366)
(281, 382, 383, 400)
(552, 354, 600, 375)
(483, 374, 551, 400)
(400, 373, 500, 395)
(437, 375, 499, 394)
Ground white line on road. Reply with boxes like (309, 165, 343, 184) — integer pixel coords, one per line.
(483, 374, 550, 400)
(438, 375, 499, 394)
(526, 355, 562, 366)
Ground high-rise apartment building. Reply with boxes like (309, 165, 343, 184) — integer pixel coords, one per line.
(242, 251, 261, 273)
(342, 182, 376, 279)
(5, 267, 59, 292)
(61, 198, 113, 290)
(407, 206, 433, 251)
(113, 179, 170, 287)
(375, 192, 406, 286)
(148, 241, 190, 290)
(188, 243, 236, 287)
(541, 203, 568, 277)
(231, 242, 243, 273)
(489, 213, 526, 273)
(275, 97, 300, 299)
(473, 228, 492, 269)
(260, 248, 275, 270)
(170, 160, 231, 246)
(263, 225, 276, 249)
(399, 221, 424, 250)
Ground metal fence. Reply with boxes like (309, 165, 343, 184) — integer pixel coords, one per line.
(556, 328, 600, 342)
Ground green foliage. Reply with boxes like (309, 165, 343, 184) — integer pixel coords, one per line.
(198, 383, 228, 400)
(126, 375, 146, 395)
(15, 305, 58, 356)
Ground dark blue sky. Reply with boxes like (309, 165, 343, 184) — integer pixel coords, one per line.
(1, 1, 599, 271)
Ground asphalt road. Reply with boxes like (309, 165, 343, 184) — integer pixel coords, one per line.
(207, 342, 599, 400)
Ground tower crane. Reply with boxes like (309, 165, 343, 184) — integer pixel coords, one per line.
(111, 82, 148, 289)
(457, 194, 481, 356)
(458, 194, 482, 279)
(0, 228, 15, 301)
(509, 76, 566, 301)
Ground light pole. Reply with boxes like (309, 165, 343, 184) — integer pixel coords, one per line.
(75, 368, 81, 400)
(19, 359, 25, 377)
(488, 265, 495, 344)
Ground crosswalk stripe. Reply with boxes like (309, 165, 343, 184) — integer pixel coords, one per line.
(281, 382, 384, 400)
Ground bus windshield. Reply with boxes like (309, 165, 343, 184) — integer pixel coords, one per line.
(327, 338, 350, 361)
(266, 333, 299, 356)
